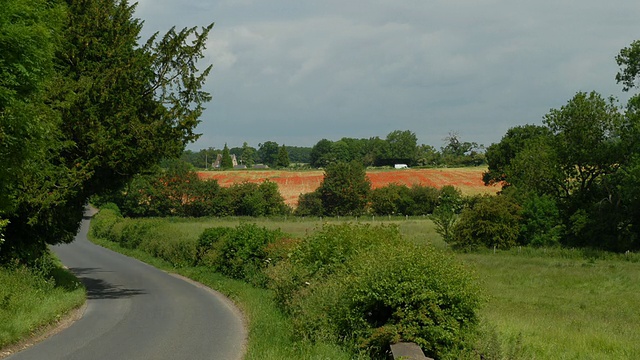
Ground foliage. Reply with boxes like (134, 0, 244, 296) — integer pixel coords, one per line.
(1, 0, 213, 264)
(240, 142, 257, 167)
(294, 191, 324, 216)
(369, 184, 411, 215)
(209, 223, 284, 286)
(258, 141, 279, 167)
(518, 194, 563, 247)
(318, 161, 371, 216)
(97, 160, 290, 218)
(441, 132, 485, 167)
(483, 125, 552, 186)
(276, 144, 290, 168)
(451, 195, 522, 250)
(221, 144, 233, 169)
(266, 223, 482, 359)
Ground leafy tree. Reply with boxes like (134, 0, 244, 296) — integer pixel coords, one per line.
(370, 184, 410, 215)
(284, 145, 312, 164)
(362, 136, 390, 166)
(543, 91, 624, 198)
(310, 139, 333, 168)
(386, 130, 418, 164)
(221, 143, 233, 169)
(258, 141, 279, 167)
(0, 0, 62, 216)
(416, 144, 441, 167)
(2, 0, 213, 263)
(318, 161, 371, 216)
(616, 39, 640, 92)
(276, 144, 290, 168)
(240, 142, 257, 167)
(441, 131, 484, 167)
(483, 125, 552, 186)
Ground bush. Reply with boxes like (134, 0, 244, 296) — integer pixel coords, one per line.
(294, 191, 323, 216)
(369, 184, 411, 215)
(451, 195, 522, 250)
(196, 227, 233, 266)
(90, 206, 123, 240)
(267, 223, 403, 312)
(213, 223, 284, 286)
(288, 242, 482, 359)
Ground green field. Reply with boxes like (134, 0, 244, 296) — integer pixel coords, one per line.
(90, 215, 640, 359)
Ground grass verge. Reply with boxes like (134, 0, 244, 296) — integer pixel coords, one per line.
(0, 260, 85, 353)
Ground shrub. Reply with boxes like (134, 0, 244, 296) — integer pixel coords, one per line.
(294, 191, 323, 216)
(196, 227, 233, 266)
(90, 206, 123, 240)
(318, 161, 371, 216)
(267, 223, 403, 312)
(451, 195, 522, 250)
(289, 242, 483, 359)
(369, 184, 411, 215)
(214, 223, 284, 286)
(519, 194, 564, 247)
(408, 184, 440, 215)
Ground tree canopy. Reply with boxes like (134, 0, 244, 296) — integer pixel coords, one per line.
(1, 0, 213, 263)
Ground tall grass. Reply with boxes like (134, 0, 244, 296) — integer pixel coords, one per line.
(0, 260, 85, 349)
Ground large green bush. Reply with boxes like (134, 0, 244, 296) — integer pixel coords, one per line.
(285, 241, 482, 358)
(212, 223, 284, 286)
(267, 223, 482, 358)
(451, 195, 522, 250)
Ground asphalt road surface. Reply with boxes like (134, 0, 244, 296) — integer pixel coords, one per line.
(8, 216, 246, 360)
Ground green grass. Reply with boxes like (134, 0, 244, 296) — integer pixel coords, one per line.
(459, 252, 640, 359)
(0, 261, 85, 349)
(91, 214, 640, 359)
(89, 235, 360, 360)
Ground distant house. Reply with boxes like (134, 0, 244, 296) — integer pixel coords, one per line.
(213, 154, 238, 168)
(394, 164, 409, 169)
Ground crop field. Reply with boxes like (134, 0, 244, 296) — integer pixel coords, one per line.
(198, 167, 499, 206)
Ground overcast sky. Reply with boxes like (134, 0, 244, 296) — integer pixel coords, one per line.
(134, 0, 640, 150)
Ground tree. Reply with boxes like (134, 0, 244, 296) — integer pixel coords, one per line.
(258, 141, 279, 167)
(0, 0, 62, 215)
(240, 142, 256, 167)
(318, 161, 371, 216)
(483, 125, 552, 186)
(310, 139, 333, 168)
(386, 130, 418, 164)
(221, 143, 233, 169)
(2, 0, 213, 263)
(276, 144, 290, 168)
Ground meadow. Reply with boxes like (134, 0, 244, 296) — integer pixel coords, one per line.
(89, 215, 640, 359)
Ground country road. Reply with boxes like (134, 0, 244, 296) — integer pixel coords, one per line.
(8, 216, 246, 360)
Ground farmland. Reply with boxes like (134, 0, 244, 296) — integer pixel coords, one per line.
(198, 167, 499, 206)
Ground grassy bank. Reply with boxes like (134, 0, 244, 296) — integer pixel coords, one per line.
(0, 260, 85, 350)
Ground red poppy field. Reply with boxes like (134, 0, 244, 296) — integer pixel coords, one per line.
(198, 167, 499, 207)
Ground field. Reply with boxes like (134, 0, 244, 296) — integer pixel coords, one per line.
(198, 167, 499, 206)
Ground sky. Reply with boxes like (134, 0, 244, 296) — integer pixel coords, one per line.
(133, 0, 640, 150)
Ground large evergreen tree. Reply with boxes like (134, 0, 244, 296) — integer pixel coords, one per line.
(2, 0, 213, 263)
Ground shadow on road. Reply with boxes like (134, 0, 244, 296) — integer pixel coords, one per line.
(69, 267, 146, 300)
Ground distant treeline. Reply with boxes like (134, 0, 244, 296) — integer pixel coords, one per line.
(181, 130, 485, 169)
